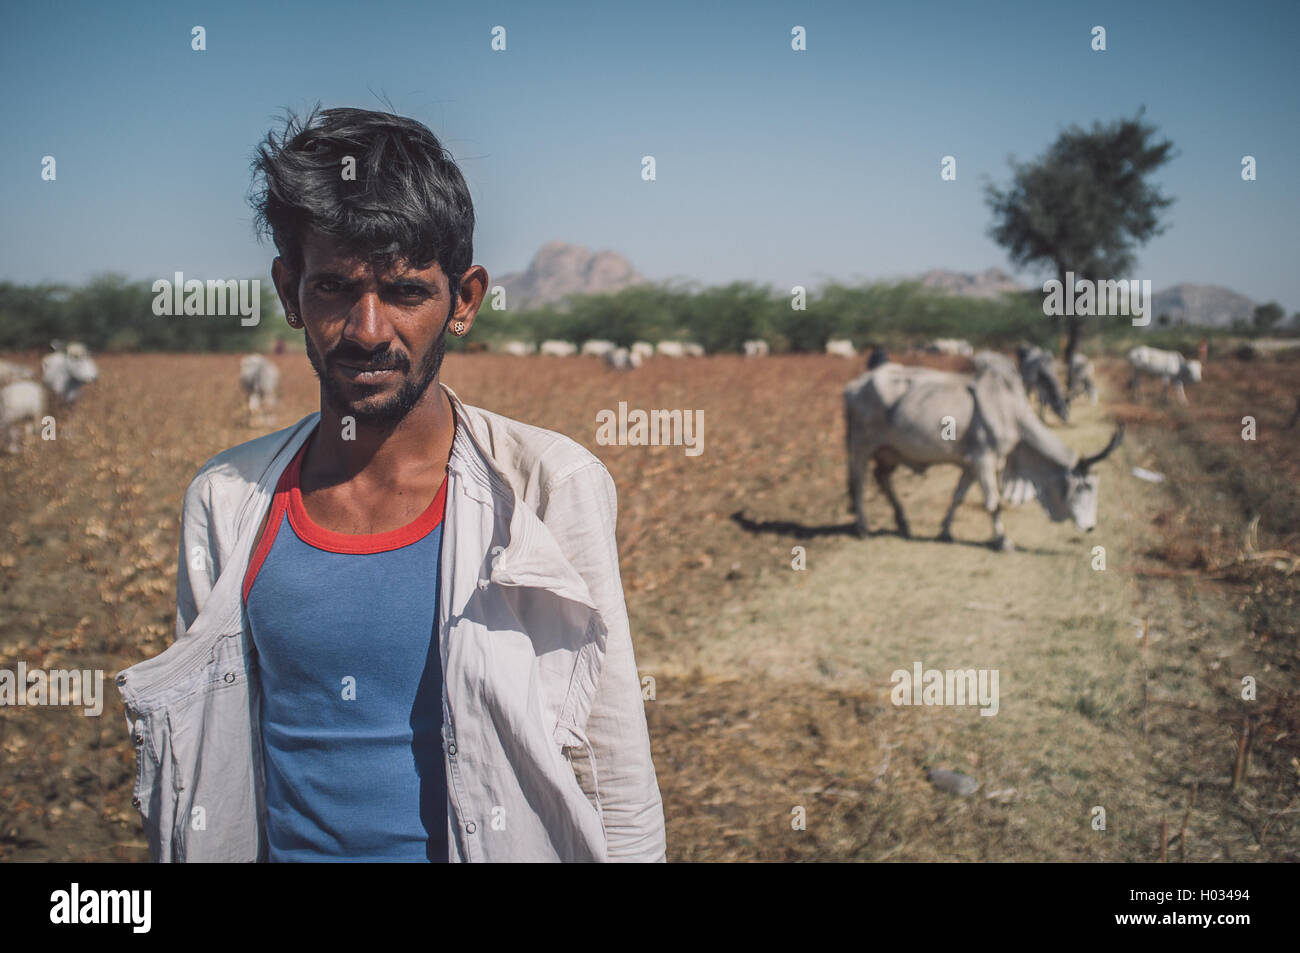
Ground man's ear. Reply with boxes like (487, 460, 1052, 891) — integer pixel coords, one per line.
(449, 265, 489, 335)
(271, 257, 300, 318)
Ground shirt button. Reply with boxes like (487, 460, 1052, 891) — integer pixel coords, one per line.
(116, 673, 127, 686)
(133, 732, 144, 746)
(131, 796, 141, 808)
(447, 743, 457, 756)
(465, 821, 477, 835)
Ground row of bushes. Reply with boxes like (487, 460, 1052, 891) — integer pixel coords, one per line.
(3, 273, 1294, 356)
(0, 275, 287, 352)
(455, 280, 1066, 354)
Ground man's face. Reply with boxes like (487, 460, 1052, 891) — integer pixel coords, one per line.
(288, 230, 454, 423)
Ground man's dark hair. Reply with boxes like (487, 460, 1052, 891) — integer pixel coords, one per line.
(250, 106, 475, 302)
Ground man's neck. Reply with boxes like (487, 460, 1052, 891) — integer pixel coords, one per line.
(304, 378, 455, 493)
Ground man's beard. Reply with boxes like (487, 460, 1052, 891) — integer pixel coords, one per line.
(306, 327, 446, 425)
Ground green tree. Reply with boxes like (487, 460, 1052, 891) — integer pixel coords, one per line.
(1252, 301, 1284, 331)
(986, 109, 1176, 387)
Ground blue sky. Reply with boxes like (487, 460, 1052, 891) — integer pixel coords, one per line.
(2, 0, 1297, 310)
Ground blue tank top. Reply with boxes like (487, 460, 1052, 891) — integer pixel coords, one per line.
(243, 435, 449, 862)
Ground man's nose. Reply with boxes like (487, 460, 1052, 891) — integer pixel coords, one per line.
(342, 293, 390, 349)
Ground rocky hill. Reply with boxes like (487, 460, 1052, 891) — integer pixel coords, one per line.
(1149, 283, 1255, 328)
(494, 240, 644, 310)
(917, 269, 1265, 328)
(916, 267, 1025, 299)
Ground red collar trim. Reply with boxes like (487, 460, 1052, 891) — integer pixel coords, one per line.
(284, 438, 448, 555)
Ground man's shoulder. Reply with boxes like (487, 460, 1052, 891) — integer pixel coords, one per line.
(186, 414, 318, 502)
(456, 401, 608, 494)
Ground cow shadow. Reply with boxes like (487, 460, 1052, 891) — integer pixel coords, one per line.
(729, 509, 1064, 556)
(729, 510, 860, 539)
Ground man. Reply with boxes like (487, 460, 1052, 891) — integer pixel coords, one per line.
(115, 107, 666, 862)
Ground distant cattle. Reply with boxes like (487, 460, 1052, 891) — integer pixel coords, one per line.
(971, 350, 1021, 384)
(926, 338, 974, 357)
(501, 340, 536, 357)
(656, 341, 686, 358)
(631, 341, 655, 361)
(42, 341, 99, 404)
(1015, 344, 1069, 423)
(843, 359, 1123, 550)
(1067, 353, 1098, 405)
(0, 359, 34, 386)
(604, 347, 643, 371)
(239, 354, 280, 425)
(1128, 345, 1201, 404)
(2, 380, 46, 454)
(539, 340, 577, 357)
(581, 339, 616, 357)
(826, 339, 856, 358)
(743, 340, 770, 357)
(683, 342, 705, 357)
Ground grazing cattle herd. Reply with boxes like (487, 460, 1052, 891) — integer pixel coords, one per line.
(2, 341, 101, 453)
(0, 335, 1252, 561)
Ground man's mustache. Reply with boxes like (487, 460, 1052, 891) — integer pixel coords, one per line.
(325, 344, 410, 373)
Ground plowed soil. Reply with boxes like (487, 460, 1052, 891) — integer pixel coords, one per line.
(1, 350, 1296, 861)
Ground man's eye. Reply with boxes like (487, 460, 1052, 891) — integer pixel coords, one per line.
(316, 280, 340, 293)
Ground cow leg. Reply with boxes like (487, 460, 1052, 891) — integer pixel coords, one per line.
(846, 428, 871, 538)
(938, 467, 975, 542)
(1174, 379, 1188, 404)
(874, 460, 910, 538)
(976, 457, 1013, 551)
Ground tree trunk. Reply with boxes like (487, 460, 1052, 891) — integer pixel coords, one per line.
(1059, 265, 1085, 393)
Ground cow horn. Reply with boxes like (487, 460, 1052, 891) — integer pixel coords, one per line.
(1075, 423, 1125, 472)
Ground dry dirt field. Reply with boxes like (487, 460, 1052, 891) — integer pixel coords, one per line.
(1, 350, 1297, 862)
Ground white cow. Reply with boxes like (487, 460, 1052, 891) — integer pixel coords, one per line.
(656, 341, 686, 358)
(501, 340, 536, 356)
(0, 359, 34, 386)
(844, 360, 1124, 550)
(826, 339, 857, 358)
(604, 347, 643, 371)
(631, 341, 655, 361)
(1128, 345, 1201, 404)
(581, 339, 616, 357)
(743, 340, 770, 357)
(683, 342, 705, 357)
(539, 340, 577, 357)
(926, 338, 974, 357)
(2, 380, 47, 454)
(42, 341, 99, 403)
(240, 354, 280, 425)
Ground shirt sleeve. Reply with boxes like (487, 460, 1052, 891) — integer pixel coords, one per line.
(540, 459, 667, 862)
(174, 470, 220, 639)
